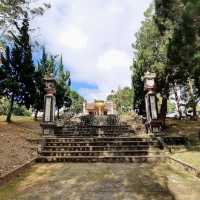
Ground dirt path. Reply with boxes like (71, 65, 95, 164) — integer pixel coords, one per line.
(0, 162, 199, 200)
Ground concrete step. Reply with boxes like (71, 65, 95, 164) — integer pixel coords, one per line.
(45, 141, 152, 146)
(55, 133, 132, 137)
(75, 125, 130, 128)
(61, 129, 130, 132)
(68, 132, 131, 134)
(42, 145, 150, 151)
(37, 156, 162, 163)
(37, 122, 158, 163)
(39, 150, 149, 157)
(45, 137, 149, 142)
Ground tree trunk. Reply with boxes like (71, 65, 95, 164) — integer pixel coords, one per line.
(34, 110, 38, 121)
(172, 83, 182, 119)
(159, 74, 170, 128)
(160, 97, 168, 128)
(188, 79, 197, 120)
(6, 95, 14, 123)
(57, 109, 60, 119)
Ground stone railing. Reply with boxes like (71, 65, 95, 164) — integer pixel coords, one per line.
(167, 156, 200, 179)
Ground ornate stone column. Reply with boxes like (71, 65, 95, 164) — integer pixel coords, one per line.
(40, 74, 56, 136)
(83, 101, 87, 114)
(144, 72, 160, 133)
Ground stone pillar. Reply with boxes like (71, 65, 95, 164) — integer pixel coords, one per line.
(83, 101, 86, 114)
(40, 74, 56, 137)
(144, 72, 160, 133)
(111, 102, 114, 115)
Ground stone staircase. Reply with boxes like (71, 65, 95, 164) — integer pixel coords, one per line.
(37, 125, 159, 163)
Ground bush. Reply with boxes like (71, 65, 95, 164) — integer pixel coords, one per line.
(13, 105, 32, 116)
(0, 97, 9, 115)
(0, 97, 31, 116)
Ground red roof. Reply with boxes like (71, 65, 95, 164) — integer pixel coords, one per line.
(86, 102, 96, 110)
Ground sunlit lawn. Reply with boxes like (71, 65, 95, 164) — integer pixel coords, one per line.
(0, 115, 41, 139)
(164, 118, 200, 169)
(166, 118, 200, 137)
(172, 151, 200, 170)
(0, 115, 34, 123)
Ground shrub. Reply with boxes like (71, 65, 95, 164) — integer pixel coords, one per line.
(13, 105, 32, 116)
(0, 97, 9, 115)
(0, 97, 32, 116)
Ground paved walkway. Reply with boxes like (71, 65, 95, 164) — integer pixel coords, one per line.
(0, 163, 200, 200)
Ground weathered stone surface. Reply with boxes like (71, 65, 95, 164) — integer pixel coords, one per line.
(0, 163, 199, 200)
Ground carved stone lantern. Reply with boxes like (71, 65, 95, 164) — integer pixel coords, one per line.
(41, 73, 56, 136)
(144, 71, 156, 91)
(144, 71, 160, 133)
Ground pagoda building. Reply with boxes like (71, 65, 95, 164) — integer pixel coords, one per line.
(83, 100, 116, 116)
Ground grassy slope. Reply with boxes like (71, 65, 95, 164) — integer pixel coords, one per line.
(0, 116, 41, 177)
(165, 119, 200, 169)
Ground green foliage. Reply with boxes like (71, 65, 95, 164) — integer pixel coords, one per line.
(33, 49, 71, 119)
(154, 0, 200, 120)
(0, 13, 35, 122)
(56, 55, 71, 111)
(132, 1, 200, 121)
(70, 90, 85, 114)
(107, 87, 133, 114)
(132, 62, 145, 115)
(131, 4, 170, 116)
(0, 0, 51, 38)
(0, 2, 72, 122)
(0, 97, 31, 116)
(0, 97, 9, 115)
(168, 100, 176, 113)
(32, 47, 46, 115)
(13, 105, 31, 116)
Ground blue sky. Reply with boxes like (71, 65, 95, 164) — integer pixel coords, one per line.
(71, 81, 98, 91)
(32, 0, 152, 101)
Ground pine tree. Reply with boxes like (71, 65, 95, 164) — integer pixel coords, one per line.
(131, 5, 168, 117)
(154, 0, 200, 120)
(56, 55, 71, 118)
(33, 47, 47, 120)
(69, 90, 84, 114)
(33, 50, 72, 119)
(0, 13, 35, 122)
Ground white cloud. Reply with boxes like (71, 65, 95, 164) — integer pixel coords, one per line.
(97, 49, 130, 71)
(32, 0, 152, 100)
(58, 27, 88, 49)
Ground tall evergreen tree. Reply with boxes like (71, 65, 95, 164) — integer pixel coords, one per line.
(69, 90, 84, 114)
(33, 51, 72, 119)
(33, 47, 47, 120)
(56, 55, 71, 117)
(131, 5, 169, 121)
(154, 0, 200, 120)
(0, 13, 35, 122)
